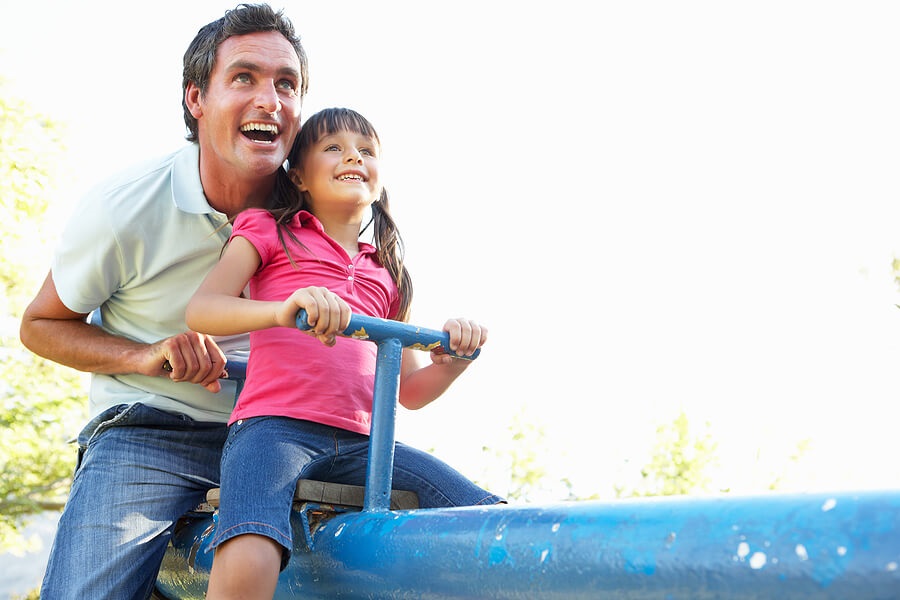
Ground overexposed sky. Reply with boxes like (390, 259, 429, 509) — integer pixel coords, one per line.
(3, 0, 900, 498)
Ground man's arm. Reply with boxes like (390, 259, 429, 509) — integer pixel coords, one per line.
(20, 271, 227, 392)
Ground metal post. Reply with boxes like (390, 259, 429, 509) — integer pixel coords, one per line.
(363, 337, 403, 512)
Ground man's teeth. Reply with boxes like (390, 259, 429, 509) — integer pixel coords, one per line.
(240, 123, 279, 134)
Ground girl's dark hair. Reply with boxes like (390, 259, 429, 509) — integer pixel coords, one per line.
(269, 107, 413, 322)
(182, 3, 309, 141)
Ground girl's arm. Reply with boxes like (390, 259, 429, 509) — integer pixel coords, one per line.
(398, 318, 487, 410)
(186, 237, 351, 343)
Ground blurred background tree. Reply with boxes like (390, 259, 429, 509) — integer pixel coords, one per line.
(0, 81, 87, 552)
(621, 410, 719, 497)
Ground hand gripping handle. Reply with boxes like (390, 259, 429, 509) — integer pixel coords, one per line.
(295, 309, 481, 360)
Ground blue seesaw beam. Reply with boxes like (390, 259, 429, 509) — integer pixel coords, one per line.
(155, 311, 900, 599)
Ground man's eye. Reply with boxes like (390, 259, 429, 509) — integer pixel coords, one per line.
(277, 79, 296, 92)
(234, 73, 251, 83)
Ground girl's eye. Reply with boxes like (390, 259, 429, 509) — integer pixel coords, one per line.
(360, 148, 375, 157)
(324, 144, 341, 152)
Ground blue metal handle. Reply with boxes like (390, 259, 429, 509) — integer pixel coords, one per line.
(294, 309, 481, 360)
(295, 308, 480, 511)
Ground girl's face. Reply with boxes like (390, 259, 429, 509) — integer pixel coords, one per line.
(294, 129, 381, 212)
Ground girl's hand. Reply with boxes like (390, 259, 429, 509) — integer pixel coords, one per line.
(277, 287, 351, 346)
(432, 318, 488, 365)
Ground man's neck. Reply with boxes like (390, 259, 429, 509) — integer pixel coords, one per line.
(205, 178, 273, 219)
(199, 164, 274, 219)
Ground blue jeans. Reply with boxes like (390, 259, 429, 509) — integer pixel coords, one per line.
(211, 417, 504, 565)
(40, 403, 228, 600)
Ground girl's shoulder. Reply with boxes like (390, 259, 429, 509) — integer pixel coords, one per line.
(233, 207, 275, 228)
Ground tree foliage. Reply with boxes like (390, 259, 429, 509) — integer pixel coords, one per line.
(0, 83, 87, 552)
(502, 410, 550, 502)
(619, 410, 719, 498)
(479, 407, 582, 503)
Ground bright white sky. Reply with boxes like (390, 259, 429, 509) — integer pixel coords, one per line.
(3, 0, 900, 499)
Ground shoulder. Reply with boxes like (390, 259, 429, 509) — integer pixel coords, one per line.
(62, 148, 183, 234)
(231, 209, 279, 257)
(71, 147, 187, 229)
(91, 147, 184, 199)
(233, 208, 279, 239)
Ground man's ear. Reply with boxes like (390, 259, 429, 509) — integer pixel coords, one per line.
(185, 82, 203, 119)
(288, 167, 306, 191)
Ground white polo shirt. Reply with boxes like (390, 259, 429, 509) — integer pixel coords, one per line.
(52, 143, 248, 422)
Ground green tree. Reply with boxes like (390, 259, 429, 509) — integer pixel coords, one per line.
(0, 83, 87, 552)
(503, 409, 549, 501)
(480, 407, 580, 503)
(619, 410, 719, 497)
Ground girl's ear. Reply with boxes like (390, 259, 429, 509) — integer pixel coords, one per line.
(288, 167, 307, 191)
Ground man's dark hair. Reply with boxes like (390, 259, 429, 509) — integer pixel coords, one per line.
(181, 3, 309, 141)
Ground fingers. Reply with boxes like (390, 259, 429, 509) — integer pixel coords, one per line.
(289, 287, 350, 345)
(158, 332, 227, 390)
(443, 318, 488, 358)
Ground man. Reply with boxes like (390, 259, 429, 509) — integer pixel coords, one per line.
(19, 4, 307, 598)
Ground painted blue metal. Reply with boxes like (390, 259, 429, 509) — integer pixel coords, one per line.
(155, 311, 900, 599)
(157, 490, 900, 599)
(294, 309, 480, 360)
(295, 310, 473, 511)
(366, 337, 402, 511)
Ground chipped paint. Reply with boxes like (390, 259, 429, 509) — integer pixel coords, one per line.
(408, 341, 443, 352)
(349, 327, 369, 340)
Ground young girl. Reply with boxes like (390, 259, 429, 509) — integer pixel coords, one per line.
(186, 107, 503, 599)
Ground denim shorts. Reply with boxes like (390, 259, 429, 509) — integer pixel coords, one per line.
(211, 416, 504, 567)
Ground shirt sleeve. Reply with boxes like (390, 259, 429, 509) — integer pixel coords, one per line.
(231, 208, 278, 268)
(50, 183, 127, 314)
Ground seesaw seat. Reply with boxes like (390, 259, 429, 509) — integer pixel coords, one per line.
(204, 479, 419, 511)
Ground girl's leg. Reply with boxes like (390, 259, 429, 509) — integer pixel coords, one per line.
(316, 427, 505, 508)
(209, 417, 334, 597)
(206, 534, 282, 600)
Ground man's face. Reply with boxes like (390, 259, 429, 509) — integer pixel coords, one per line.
(189, 31, 303, 181)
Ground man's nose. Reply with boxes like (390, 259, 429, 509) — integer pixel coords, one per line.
(256, 82, 282, 115)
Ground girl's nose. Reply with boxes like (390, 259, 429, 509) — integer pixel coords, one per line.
(344, 149, 363, 164)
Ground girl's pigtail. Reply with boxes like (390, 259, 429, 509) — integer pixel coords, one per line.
(269, 165, 307, 268)
(372, 189, 413, 322)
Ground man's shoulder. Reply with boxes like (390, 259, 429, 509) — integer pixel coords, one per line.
(90, 144, 195, 200)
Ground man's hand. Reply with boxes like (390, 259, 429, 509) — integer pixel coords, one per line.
(150, 332, 227, 393)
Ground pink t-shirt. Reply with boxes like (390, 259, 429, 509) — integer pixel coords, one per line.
(227, 208, 400, 434)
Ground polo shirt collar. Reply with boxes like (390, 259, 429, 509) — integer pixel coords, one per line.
(171, 143, 219, 215)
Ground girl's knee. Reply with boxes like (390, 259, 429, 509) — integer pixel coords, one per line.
(207, 534, 283, 600)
